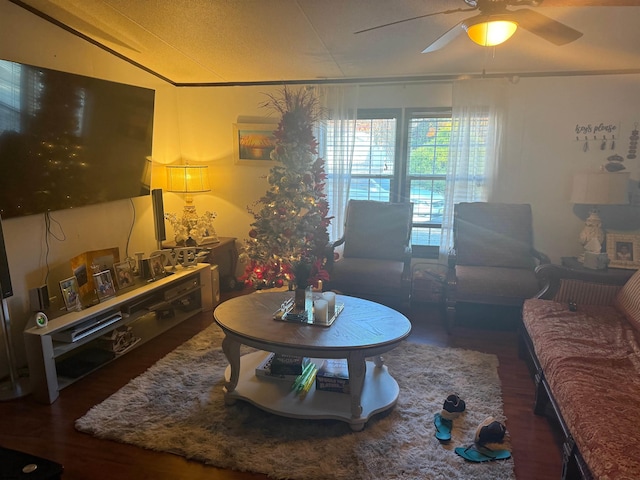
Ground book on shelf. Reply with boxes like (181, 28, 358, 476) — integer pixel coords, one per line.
(269, 353, 310, 375)
(255, 352, 308, 381)
(315, 358, 350, 394)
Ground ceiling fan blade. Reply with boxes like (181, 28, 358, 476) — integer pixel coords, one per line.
(512, 8, 583, 45)
(422, 21, 466, 53)
(354, 7, 474, 34)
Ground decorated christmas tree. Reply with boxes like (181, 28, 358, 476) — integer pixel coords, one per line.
(241, 87, 331, 290)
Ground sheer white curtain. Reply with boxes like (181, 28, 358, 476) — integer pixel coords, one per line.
(439, 78, 508, 260)
(315, 85, 359, 242)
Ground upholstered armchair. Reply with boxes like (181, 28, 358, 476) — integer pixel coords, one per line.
(327, 200, 413, 308)
(445, 202, 550, 331)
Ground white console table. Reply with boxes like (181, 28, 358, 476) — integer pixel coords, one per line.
(24, 263, 213, 404)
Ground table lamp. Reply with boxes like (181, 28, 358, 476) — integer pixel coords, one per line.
(166, 165, 216, 246)
(166, 164, 211, 221)
(570, 171, 629, 262)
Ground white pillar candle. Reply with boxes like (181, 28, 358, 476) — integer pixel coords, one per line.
(314, 299, 329, 324)
(322, 291, 336, 316)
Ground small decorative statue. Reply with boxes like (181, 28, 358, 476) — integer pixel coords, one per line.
(579, 211, 604, 251)
(165, 211, 218, 246)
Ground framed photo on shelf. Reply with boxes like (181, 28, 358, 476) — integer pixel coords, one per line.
(69, 247, 120, 299)
(606, 233, 640, 269)
(59, 276, 81, 311)
(233, 123, 277, 165)
(93, 270, 116, 302)
(113, 261, 135, 290)
(150, 253, 166, 279)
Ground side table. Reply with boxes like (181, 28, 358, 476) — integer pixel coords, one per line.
(560, 257, 636, 282)
(204, 237, 239, 291)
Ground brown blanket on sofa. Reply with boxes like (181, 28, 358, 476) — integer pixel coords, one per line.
(523, 299, 640, 480)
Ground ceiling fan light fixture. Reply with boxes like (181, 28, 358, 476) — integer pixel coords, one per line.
(464, 18, 518, 47)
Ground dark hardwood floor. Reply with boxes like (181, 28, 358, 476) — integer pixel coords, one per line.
(0, 292, 563, 479)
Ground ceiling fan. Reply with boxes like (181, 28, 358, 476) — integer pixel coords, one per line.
(355, 0, 584, 53)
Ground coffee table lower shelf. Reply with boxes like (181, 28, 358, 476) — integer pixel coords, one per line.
(223, 350, 400, 431)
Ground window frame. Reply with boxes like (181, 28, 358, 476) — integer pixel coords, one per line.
(329, 106, 453, 259)
(403, 107, 452, 258)
(350, 108, 403, 203)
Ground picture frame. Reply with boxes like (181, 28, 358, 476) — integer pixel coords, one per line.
(60, 276, 81, 311)
(113, 261, 135, 290)
(233, 123, 278, 165)
(93, 270, 116, 302)
(70, 247, 120, 299)
(150, 253, 166, 279)
(606, 233, 640, 269)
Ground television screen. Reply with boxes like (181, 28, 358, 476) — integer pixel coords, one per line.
(0, 59, 154, 218)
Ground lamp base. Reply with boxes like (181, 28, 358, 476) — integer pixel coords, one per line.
(0, 376, 30, 401)
(578, 208, 604, 258)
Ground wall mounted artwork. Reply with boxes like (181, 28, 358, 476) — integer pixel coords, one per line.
(233, 123, 277, 165)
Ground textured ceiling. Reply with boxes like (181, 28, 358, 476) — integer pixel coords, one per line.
(13, 0, 640, 85)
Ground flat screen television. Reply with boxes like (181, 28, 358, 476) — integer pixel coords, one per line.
(0, 59, 155, 219)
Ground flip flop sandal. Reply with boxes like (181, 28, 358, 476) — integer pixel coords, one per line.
(434, 413, 452, 443)
(454, 444, 511, 463)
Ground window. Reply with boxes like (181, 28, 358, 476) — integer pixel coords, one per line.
(325, 107, 486, 258)
(325, 110, 398, 205)
(406, 110, 451, 254)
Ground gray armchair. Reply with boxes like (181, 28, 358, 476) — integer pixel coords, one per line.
(327, 200, 413, 308)
(446, 202, 549, 331)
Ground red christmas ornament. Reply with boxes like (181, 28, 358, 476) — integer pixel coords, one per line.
(249, 229, 258, 238)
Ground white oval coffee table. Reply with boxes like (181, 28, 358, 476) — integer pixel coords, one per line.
(214, 291, 411, 431)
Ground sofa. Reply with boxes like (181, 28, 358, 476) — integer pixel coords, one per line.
(520, 263, 640, 480)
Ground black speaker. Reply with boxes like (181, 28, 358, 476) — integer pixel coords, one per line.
(152, 188, 167, 242)
(0, 215, 13, 299)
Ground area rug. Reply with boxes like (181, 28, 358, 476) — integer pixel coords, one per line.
(75, 324, 515, 480)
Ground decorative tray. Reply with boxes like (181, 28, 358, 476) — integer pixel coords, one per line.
(273, 297, 344, 327)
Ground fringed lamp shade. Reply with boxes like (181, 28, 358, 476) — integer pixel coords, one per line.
(165, 165, 212, 245)
(166, 165, 211, 194)
(571, 171, 629, 205)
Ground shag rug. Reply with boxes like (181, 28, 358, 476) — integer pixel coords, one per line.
(75, 324, 515, 480)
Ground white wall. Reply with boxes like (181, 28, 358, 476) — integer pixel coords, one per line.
(0, 1, 179, 369)
(1, 1, 639, 374)
(168, 82, 454, 243)
(499, 75, 640, 261)
(172, 77, 640, 265)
